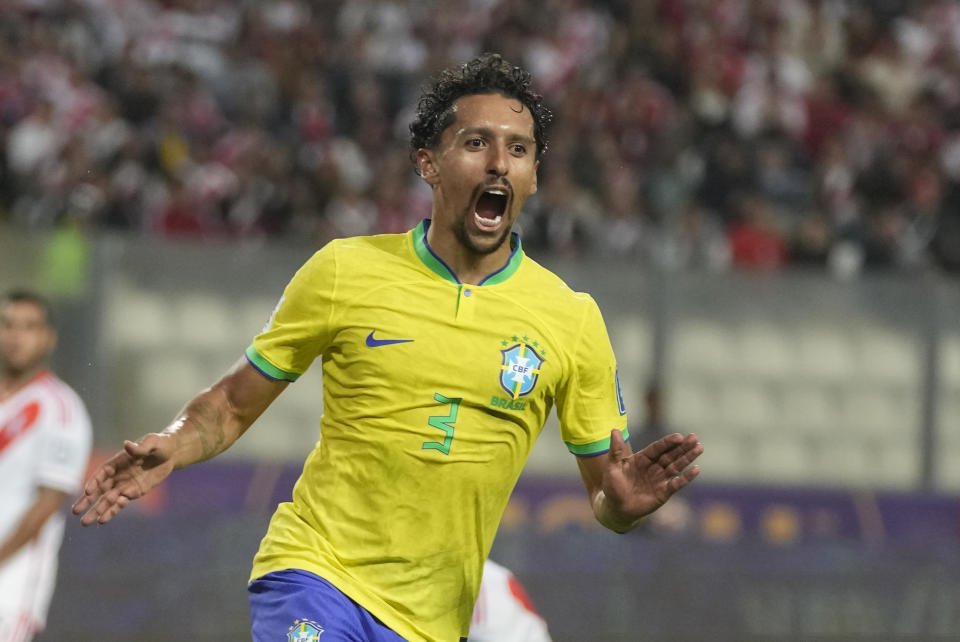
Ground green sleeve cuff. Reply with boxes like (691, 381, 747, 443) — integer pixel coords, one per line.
(245, 344, 301, 382)
(565, 427, 630, 457)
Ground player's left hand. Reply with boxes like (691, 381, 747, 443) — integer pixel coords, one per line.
(601, 429, 702, 522)
(71, 433, 176, 526)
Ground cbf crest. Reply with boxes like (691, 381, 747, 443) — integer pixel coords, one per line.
(499, 335, 545, 398)
(288, 619, 323, 641)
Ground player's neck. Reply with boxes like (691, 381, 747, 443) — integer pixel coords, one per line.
(0, 366, 47, 398)
(425, 225, 513, 285)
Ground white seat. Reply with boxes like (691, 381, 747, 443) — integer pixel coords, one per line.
(610, 317, 651, 371)
(737, 322, 795, 379)
(668, 378, 717, 432)
(176, 294, 235, 349)
(754, 434, 812, 484)
(694, 434, 749, 482)
(937, 390, 960, 448)
(935, 447, 960, 493)
(718, 381, 779, 434)
(780, 384, 839, 435)
(794, 327, 857, 381)
(870, 439, 918, 490)
(941, 334, 960, 387)
(810, 435, 871, 488)
(106, 282, 171, 349)
(139, 353, 208, 409)
(671, 321, 737, 375)
(855, 327, 919, 385)
(840, 387, 918, 437)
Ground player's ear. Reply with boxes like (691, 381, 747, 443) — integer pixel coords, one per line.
(416, 149, 440, 186)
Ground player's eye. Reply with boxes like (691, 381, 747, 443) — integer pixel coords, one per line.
(510, 144, 527, 155)
(466, 138, 485, 148)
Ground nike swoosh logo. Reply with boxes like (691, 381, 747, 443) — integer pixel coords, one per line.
(365, 331, 415, 347)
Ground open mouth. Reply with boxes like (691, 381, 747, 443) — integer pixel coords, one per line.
(474, 188, 509, 231)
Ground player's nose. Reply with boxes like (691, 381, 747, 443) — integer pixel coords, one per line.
(486, 147, 508, 177)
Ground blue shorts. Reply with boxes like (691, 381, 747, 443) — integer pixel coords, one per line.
(248, 569, 407, 642)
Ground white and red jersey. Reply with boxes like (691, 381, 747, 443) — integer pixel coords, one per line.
(0, 370, 91, 641)
(468, 560, 553, 642)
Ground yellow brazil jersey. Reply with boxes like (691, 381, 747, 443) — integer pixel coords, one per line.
(246, 220, 628, 642)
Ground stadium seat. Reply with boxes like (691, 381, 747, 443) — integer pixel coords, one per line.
(106, 281, 170, 348)
(139, 353, 209, 409)
(935, 447, 960, 493)
(671, 320, 737, 376)
(942, 334, 960, 386)
(737, 322, 795, 379)
(692, 433, 749, 482)
(936, 460, 960, 492)
(779, 384, 839, 436)
(839, 386, 919, 438)
(754, 434, 812, 484)
(609, 317, 652, 372)
(936, 363, 960, 493)
(718, 381, 779, 434)
(855, 327, 920, 385)
(810, 435, 872, 488)
(936, 390, 960, 466)
(794, 327, 857, 382)
(871, 438, 919, 490)
(667, 378, 717, 432)
(176, 294, 236, 349)
(937, 389, 960, 436)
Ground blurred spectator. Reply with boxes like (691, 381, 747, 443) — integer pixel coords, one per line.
(7, 99, 61, 179)
(629, 380, 669, 454)
(755, 131, 811, 217)
(862, 204, 908, 270)
(628, 379, 695, 538)
(727, 193, 789, 270)
(660, 202, 731, 271)
(790, 212, 833, 268)
(697, 133, 753, 225)
(0, 0, 958, 275)
(522, 165, 600, 257)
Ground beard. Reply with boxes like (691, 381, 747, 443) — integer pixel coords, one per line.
(452, 213, 512, 255)
(0, 353, 45, 380)
(450, 184, 513, 255)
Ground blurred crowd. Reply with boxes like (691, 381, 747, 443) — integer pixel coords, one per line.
(3, 0, 960, 274)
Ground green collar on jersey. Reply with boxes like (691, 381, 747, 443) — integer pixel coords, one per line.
(411, 219, 523, 286)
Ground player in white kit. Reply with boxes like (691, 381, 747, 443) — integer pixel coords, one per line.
(0, 291, 91, 642)
(468, 559, 553, 642)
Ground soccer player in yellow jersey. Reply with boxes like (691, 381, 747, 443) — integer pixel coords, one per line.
(73, 54, 704, 642)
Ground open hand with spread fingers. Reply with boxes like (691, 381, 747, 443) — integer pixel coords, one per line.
(71, 433, 177, 526)
(579, 429, 703, 533)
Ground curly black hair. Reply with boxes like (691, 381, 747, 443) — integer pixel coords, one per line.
(409, 53, 552, 165)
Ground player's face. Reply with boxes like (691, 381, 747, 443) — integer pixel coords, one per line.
(0, 301, 56, 378)
(418, 93, 539, 255)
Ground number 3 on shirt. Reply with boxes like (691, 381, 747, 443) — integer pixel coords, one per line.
(423, 393, 460, 455)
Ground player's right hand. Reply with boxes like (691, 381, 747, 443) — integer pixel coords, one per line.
(71, 433, 176, 526)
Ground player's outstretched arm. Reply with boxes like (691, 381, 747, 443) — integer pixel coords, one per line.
(0, 487, 69, 565)
(577, 429, 703, 533)
(72, 358, 287, 526)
